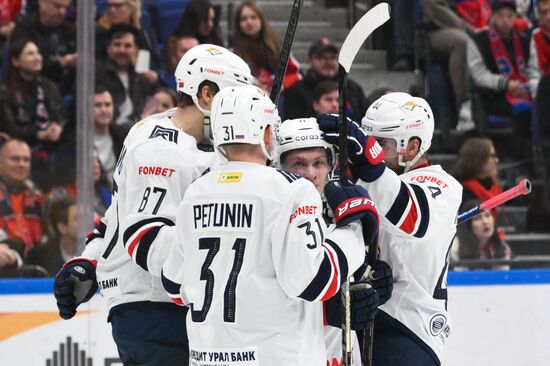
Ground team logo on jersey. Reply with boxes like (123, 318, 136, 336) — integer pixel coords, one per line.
(149, 125, 178, 143)
(429, 314, 448, 336)
(218, 172, 243, 183)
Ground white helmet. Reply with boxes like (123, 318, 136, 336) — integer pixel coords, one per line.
(211, 85, 280, 160)
(174, 44, 254, 140)
(274, 117, 334, 167)
(361, 92, 434, 171)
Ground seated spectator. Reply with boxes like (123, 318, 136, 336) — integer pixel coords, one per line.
(171, 0, 222, 46)
(453, 137, 502, 218)
(0, 230, 25, 277)
(0, 138, 43, 254)
(141, 87, 178, 118)
(26, 196, 76, 276)
(96, 0, 159, 72)
(0, 0, 23, 65)
(532, 0, 550, 76)
(93, 85, 127, 184)
(284, 37, 367, 122)
(0, 38, 65, 190)
(312, 80, 338, 115)
(467, 0, 539, 159)
(96, 24, 158, 126)
(420, 0, 476, 131)
(232, 0, 301, 93)
(451, 199, 512, 270)
(162, 35, 199, 89)
(11, 0, 76, 95)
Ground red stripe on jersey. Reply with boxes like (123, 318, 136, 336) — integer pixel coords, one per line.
(127, 226, 157, 257)
(399, 188, 419, 234)
(320, 245, 340, 301)
(171, 297, 185, 306)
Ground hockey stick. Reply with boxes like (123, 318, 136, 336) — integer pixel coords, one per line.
(336, 3, 391, 366)
(269, 0, 303, 105)
(457, 179, 531, 224)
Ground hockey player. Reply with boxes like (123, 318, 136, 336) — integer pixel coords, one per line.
(53, 44, 254, 365)
(161, 85, 379, 366)
(275, 117, 393, 366)
(318, 92, 462, 365)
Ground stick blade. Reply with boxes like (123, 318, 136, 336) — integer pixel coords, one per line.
(338, 2, 391, 72)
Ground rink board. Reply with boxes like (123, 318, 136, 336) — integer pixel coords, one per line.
(1, 269, 549, 366)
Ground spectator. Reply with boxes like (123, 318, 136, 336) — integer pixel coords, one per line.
(454, 0, 492, 30)
(172, 0, 222, 46)
(284, 37, 367, 122)
(0, 138, 43, 254)
(0, 38, 65, 190)
(0, 0, 23, 61)
(140, 86, 178, 118)
(96, 0, 159, 71)
(93, 85, 127, 184)
(26, 196, 76, 276)
(451, 199, 512, 270)
(312, 80, 338, 114)
(95, 24, 158, 126)
(391, 0, 415, 70)
(0, 231, 25, 277)
(420, 0, 476, 131)
(467, 0, 539, 159)
(532, 0, 550, 136)
(453, 137, 502, 218)
(11, 0, 76, 95)
(162, 35, 198, 88)
(232, 0, 301, 93)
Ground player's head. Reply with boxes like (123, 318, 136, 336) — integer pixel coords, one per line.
(361, 92, 434, 173)
(211, 85, 280, 161)
(174, 44, 254, 138)
(275, 118, 334, 193)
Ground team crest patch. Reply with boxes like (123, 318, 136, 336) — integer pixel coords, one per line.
(403, 101, 418, 110)
(205, 47, 222, 55)
(429, 314, 448, 336)
(218, 172, 243, 183)
(149, 125, 178, 143)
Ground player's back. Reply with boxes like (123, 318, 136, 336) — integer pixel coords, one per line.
(177, 161, 326, 366)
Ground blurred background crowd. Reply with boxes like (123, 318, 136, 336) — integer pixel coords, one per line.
(0, 0, 549, 277)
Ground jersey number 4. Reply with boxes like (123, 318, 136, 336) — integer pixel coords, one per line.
(191, 237, 246, 323)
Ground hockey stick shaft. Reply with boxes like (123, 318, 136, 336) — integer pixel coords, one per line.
(457, 179, 531, 224)
(336, 4, 391, 366)
(269, 0, 303, 105)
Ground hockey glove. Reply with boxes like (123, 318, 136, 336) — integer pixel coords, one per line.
(317, 114, 385, 182)
(324, 283, 379, 331)
(324, 181, 379, 228)
(354, 259, 393, 306)
(54, 258, 98, 320)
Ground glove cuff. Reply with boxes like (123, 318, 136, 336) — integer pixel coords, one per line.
(334, 197, 377, 226)
(64, 257, 98, 269)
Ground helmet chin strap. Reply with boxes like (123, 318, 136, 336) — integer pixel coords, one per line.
(398, 150, 423, 173)
(192, 95, 213, 144)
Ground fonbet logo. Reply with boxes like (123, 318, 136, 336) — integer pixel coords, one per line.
(203, 67, 224, 76)
(406, 120, 424, 129)
(218, 172, 243, 183)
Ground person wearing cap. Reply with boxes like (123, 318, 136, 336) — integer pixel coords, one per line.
(532, 0, 550, 136)
(467, 0, 539, 160)
(283, 37, 367, 122)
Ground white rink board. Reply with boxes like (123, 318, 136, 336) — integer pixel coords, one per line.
(1, 270, 549, 366)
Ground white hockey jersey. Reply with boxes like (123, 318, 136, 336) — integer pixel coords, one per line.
(162, 162, 366, 366)
(81, 109, 216, 310)
(359, 164, 462, 363)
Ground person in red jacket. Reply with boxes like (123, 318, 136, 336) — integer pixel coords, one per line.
(0, 138, 43, 254)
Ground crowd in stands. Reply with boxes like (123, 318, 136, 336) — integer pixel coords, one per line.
(0, 0, 548, 277)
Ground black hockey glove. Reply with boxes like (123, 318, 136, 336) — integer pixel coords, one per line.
(324, 180, 379, 228)
(54, 258, 98, 320)
(317, 114, 385, 182)
(354, 260, 393, 306)
(324, 283, 379, 331)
